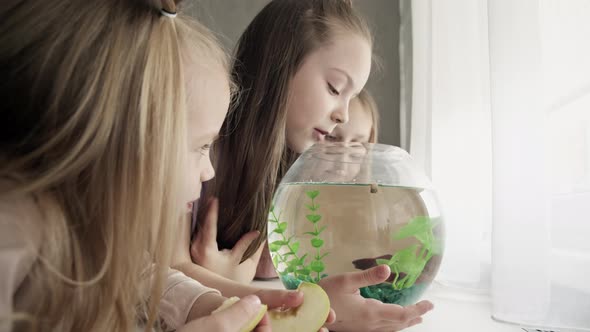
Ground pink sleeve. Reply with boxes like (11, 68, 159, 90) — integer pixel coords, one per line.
(158, 268, 221, 331)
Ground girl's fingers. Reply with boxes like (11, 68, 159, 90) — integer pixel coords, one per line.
(320, 264, 391, 293)
(199, 198, 219, 247)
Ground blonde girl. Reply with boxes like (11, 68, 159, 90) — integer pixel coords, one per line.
(0, 0, 268, 331)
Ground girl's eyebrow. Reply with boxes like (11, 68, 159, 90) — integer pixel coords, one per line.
(329, 67, 354, 88)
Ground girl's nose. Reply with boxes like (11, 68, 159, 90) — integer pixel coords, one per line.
(331, 103, 350, 124)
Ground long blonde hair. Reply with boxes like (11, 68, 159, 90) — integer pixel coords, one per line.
(0, 0, 227, 330)
(356, 89, 380, 143)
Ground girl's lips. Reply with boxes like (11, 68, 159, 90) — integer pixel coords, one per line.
(315, 128, 329, 135)
(313, 128, 327, 142)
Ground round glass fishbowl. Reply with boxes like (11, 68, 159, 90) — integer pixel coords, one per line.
(267, 142, 445, 306)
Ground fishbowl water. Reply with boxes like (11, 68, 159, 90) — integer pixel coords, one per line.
(267, 143, 444, 306)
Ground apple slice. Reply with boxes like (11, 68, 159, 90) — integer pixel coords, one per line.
(212, 296, 268, 332)
(269, 282, 331, 332)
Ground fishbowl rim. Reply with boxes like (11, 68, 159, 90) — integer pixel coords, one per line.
(303, 142, 413, 165)
(276, 181, 435, 191)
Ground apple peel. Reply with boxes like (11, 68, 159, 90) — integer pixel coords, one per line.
(213, 296, 268, 332)
(269, 282, 331, 332)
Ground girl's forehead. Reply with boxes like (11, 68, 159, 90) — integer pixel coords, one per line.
(304, 33, 371, 87)
(184, 59, 229, 85)
(186, 64, 230, 123)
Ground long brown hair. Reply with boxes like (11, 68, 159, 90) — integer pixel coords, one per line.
(0, 0, 227, 330)
(199, 0, 372, 260)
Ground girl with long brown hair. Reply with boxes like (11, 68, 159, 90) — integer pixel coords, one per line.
(0, 0, 269, 331)
(175, 1, 434, 331)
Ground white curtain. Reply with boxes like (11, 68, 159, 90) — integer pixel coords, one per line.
(403, 0, 590, 330)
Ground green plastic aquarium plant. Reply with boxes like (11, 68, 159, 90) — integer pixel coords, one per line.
(268, 190, 329, 284)
(303, 190, 329, 282)
(376, 216, 442, 290)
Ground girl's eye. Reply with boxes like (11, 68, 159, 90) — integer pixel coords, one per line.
(199, 144, 211, 156)
(326, 135, 339, 142)
(327, 83, 340, 96)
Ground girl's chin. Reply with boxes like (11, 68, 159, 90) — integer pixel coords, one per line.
(296, 140, 315, 153)
(286, 136, 310, 154)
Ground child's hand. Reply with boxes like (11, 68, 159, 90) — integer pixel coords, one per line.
(191, 198, 263, 284)
(178, 295, 271, 332)
(253, 288, 336, 331)
(318, 265, 434, 332)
